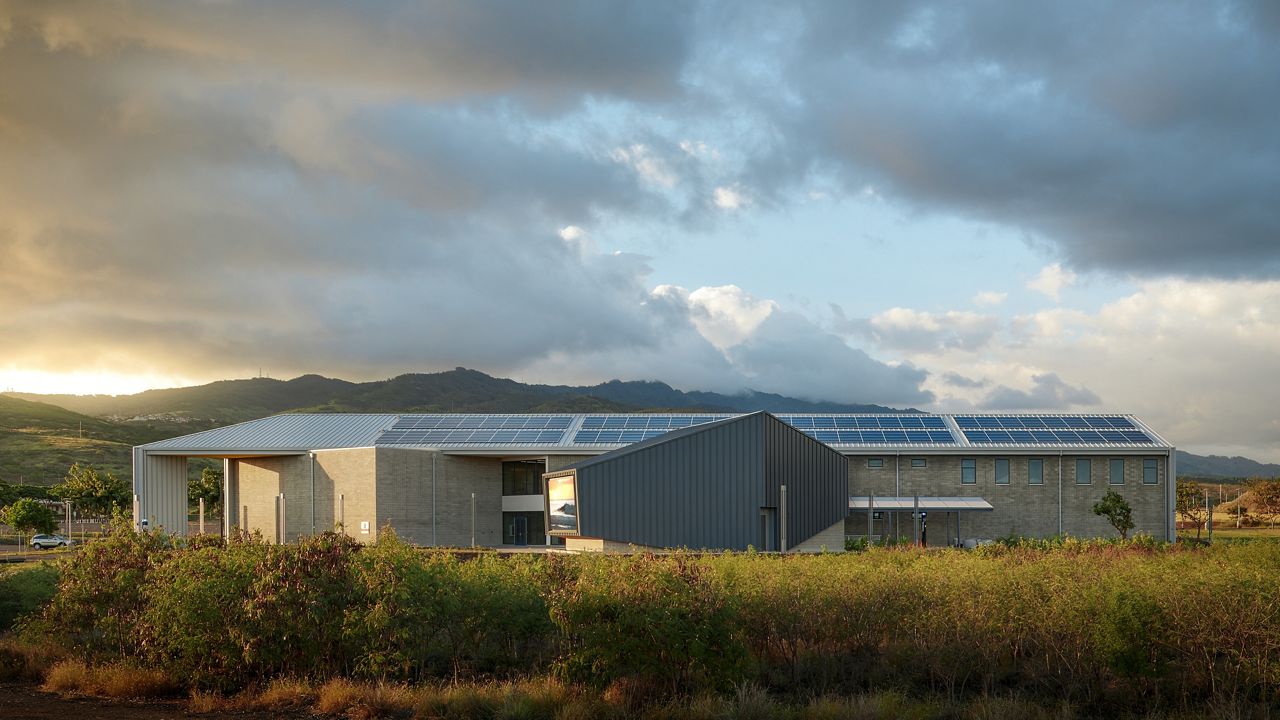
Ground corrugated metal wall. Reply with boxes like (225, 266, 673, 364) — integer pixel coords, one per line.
(573, 413, 846, 551)
(576, 414, 765, 550)
(133, 449, 188, 535)
(762, 416, 848, 547)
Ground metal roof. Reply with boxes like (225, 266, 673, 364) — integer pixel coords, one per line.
(139, 413, 398, 452)
(849, 496, 995, 512)
(137, 412, 1173, 455)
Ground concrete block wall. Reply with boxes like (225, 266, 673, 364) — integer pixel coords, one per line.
(546, 455, 595, 473)
(236, 456, 311, 543)
(846, 454, 1169, 541)
(315, 448, 378, 541)
(376, 448, 504, 547)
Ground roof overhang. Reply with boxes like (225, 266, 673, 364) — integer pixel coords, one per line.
(849, 496, 995, 512)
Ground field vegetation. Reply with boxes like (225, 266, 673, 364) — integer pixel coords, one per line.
(2, 528, 1279, 719)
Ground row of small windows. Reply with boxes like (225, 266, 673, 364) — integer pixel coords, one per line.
(866, 457, 1160, 485)
(963, 457, 1159, 485)
(868, 457, 928, 469)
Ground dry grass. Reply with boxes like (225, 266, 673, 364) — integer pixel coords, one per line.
(255, 676, 316, 709)
(41, 658, 177, 699)
(188, 689, 225, 714)
(313, 678, 419, 719)
(0, 636, 64, 682)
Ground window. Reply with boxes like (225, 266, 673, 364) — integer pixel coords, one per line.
(868, 458, 884, 469)
(961, 458, 976, 484)
(502, 461, 545, 496)
(911, 458, 927, 468)
(995, 458, 1010, 485)
(1110, 458, 1125, 485)
(1143, 458, 1159, 485)
(1076, 458, 1092, 485)
(1028, 459, 1044, 485)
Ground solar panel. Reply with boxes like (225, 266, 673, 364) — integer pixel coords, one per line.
(776, 416, 956, 444)
(958, 415, 1155, 445)
(380, 414, 576, 444)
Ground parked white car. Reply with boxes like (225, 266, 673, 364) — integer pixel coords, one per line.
(29, 534, 75, 549)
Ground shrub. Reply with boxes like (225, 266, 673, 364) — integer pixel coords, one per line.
(0, 562, 59, 631)
(548, 553, 749, 694)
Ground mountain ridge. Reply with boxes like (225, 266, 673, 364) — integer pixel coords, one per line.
(3, 368, 1276, 484)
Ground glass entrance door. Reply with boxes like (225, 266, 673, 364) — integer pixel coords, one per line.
(513, 515, 528, 546)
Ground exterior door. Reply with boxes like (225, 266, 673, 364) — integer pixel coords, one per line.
(514, 515, 528, 546)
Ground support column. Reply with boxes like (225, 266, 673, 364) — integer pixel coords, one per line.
(223, 459, 240, 537)
(132, 449, 189, 535)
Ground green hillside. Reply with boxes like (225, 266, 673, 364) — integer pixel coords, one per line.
(0, 395, 162, 485)
(10, 368, 905, 425)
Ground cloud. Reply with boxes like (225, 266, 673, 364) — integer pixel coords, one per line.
(979, 373, 1101, 410)
(850, 308, 1000, 354)
(972, 291, 1007, 307)
(1026, 264, 1077, 301)
(865, 279, 1280, 460)
(942, 372, 987, 389)
(730, 1, 1280, 277)
(712, 185, 748, 210)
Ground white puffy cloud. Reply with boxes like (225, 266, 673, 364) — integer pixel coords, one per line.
(1026, 263, 1078, 301)
(878, 279, 1280, 461)
(972, 291, 1007, 307)
(855, 308, 1000, 354)
(712, 185, 748, 210)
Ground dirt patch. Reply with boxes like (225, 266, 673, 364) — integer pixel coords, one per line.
(0, 681, 314, 719)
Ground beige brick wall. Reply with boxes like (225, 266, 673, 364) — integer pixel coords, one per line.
(315, 448, 377, 541)
(845, 454, 1169, 542)
(545, 455, 595, 473)
(375, 448, 504, 547)
(791, 518, 846, 553)
(236, 456, 309, 543)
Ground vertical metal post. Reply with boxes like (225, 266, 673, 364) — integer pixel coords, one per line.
(1205, 489, 1213, 543)
(867, 493, 875, 544)
(309, 452, 316, 536)
(278, 493, 286, 544)
(471, 492, 476, 548)
(133, 494, 140, 532)
(913, 495, 920, 546)
(1057, 453, 1064, 536)
(241, 505, 248, 536)
(198, 497, 205, 535)
(780, 485, 788, 552)
(64, 501, 71, 537)
(339, 493, 345, 532)
(432, 453, 438, 546)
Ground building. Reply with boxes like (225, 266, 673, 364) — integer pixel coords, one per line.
(132, 411, 1176, 548)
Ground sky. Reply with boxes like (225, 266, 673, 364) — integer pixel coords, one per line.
(1, 1, 1278, 460)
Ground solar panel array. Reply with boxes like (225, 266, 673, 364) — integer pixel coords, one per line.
(572, 415, 732, 443)
(777, 414, 955, 444)
(570, 414, 956, 445)
(379, 415, 574, 445)
(373, 413, 1159, 448)
(954, 415, 1154, 445)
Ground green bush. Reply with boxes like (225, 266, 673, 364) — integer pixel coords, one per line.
(548, 553, 748, 694)
(0, 563, 59, 631)
(14, 527, 1280, 711)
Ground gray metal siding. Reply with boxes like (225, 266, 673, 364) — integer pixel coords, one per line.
(763, 416, 848, 546)
(576, 414, 765, 550)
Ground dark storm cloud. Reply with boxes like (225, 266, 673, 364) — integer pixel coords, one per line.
(738, 0, 1280, 277)
(4, 0, 1273, 404)
(979, 373, 1100, 410)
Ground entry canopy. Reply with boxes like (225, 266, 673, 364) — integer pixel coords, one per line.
(849, 496, 994, 512)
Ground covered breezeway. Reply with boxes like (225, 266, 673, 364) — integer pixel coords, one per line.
(849, 496, 994, 547)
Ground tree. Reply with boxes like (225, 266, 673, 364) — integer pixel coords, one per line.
(50, 463, 130, 518)
(1176, 480, 1208, 539)
(0, 497, 58, 536)
(189, 467, 222, 514)
(1093, 489, 1135, 540)
(1249, 477, 1280, 527)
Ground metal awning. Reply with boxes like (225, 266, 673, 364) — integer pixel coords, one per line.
(848, 496, 994, 512)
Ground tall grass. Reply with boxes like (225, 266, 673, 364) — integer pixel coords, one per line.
(13, 526, 1280, 714)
